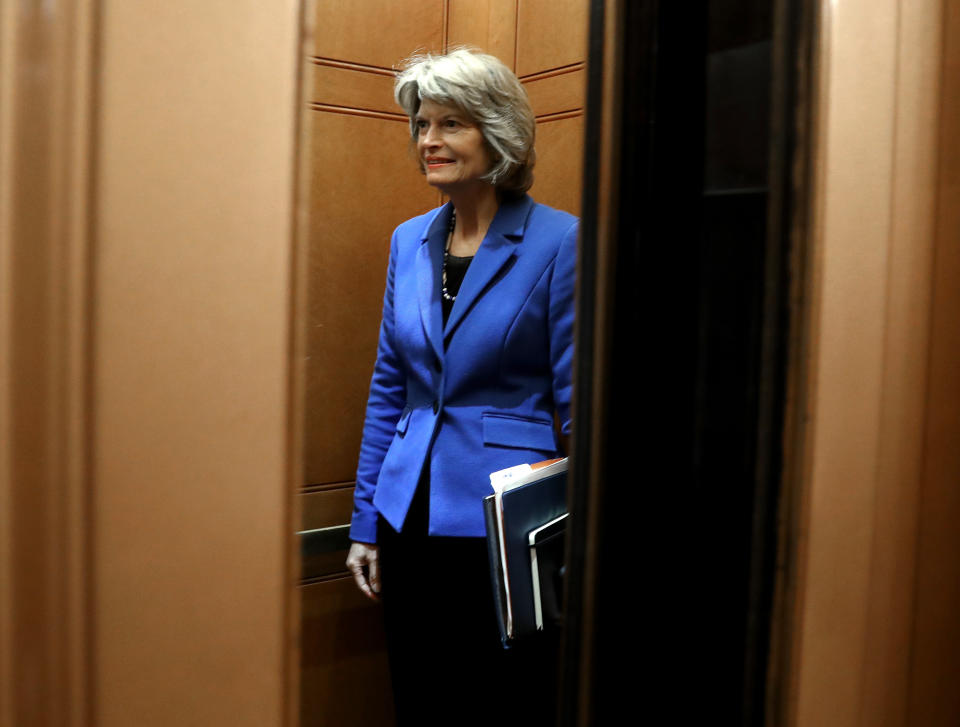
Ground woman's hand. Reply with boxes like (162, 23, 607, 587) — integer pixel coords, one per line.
(346, 541, 381, 601)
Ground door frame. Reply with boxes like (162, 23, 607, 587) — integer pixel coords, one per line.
(0, 1, 307, 725)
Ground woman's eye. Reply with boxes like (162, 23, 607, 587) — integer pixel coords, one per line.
(444, 119, 460, 128)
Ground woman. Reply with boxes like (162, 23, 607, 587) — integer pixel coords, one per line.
(345, 48, 577, 726)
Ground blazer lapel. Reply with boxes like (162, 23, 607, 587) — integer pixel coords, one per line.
(416, 204, 450, 364)
(443, 195, 535, 342)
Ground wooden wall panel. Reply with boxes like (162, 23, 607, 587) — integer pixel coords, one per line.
(310, 63, 398, 114)
(305, 112, 437, 486)
(782, 0, 960, 725)
(517, 0, 586, 218)
(301, 487, 355, 531)
(3, 1, 305, 724)
(314, 0, 444, 69)
(447, 0, 518, 68)
(0, 1, 98, 724)
(516, 0, 588, 77)
(91, 2, 302, 726)
(532, 116, 584, 216)
(855, 0, 945, 723)
(300, 577, 395, 727)
(906, 2, 960, 723)
(791, 0, 902, 722)
(524, 68, 586, 116)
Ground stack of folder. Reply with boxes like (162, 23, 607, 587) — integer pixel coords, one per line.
(483, 457, 568, 647)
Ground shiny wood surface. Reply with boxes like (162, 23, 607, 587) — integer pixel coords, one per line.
(91, 2, 304, 725)
(525, 67, 587, 116)
(301, 486, 356, 531)
(533, 115, 585, 216)
(309, 62, 398, 114)
(300, 577, 395, 727)
(313, 0, 444, 68)
(447, 0, 519, 67)
(1, 1, 305, 726)
(783, 0, 960, 724)
(0, 1, 99, 724)
(516, 0, 589, 76)
(907, 1, 960, 722)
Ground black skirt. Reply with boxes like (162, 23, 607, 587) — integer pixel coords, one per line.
(377, 470, 560, 727)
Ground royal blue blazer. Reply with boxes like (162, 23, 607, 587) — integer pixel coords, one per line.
(348, 194, 578, 544)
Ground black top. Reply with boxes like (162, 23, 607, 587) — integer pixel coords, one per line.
(441, 254, 474, 326)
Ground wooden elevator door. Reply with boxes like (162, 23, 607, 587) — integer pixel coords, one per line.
(300, 2, 587, 724)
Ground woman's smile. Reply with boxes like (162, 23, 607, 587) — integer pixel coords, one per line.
(424, 156, 455, 169)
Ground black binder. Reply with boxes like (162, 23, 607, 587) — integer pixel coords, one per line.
(529, 513, 568, 630)
(482, 496, 511, 647)
(483, 459, 568, 644)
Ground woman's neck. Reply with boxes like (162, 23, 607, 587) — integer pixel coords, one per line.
(448, 183, 499, 257)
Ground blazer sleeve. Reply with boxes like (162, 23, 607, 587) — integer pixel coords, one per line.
(548, 219, 579, 436)
(349, 228, 406, 544)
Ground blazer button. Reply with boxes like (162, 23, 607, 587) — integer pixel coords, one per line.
(432, 400, 439, 414)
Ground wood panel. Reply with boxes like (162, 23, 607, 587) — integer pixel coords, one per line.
(796, 0, 896, 727)
(516, 0, 588, 77)
(783, 0, 960, 725)
(310, 63, 398, 115)
(855, 0, 945, 723)
(792, 0, 899, 718)
(532, 115, 584, 216)
(314, 0, 444, 69)
(0, 0, 98, 724)
(907, 1, 960, 723)
(301, 487, 355, 531)
(91, 2, 302, 726)
(300, 577, 395, 727)
(524, 67, 586, 116)
(305, 112, 438, 486)
(517, 1, 586, 216)
(447, 0, 518, 68)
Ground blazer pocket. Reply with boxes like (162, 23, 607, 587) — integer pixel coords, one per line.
(481, 413, 556, 452)
(396, 408, 412, 437)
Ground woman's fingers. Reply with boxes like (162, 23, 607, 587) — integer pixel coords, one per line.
(346, 542, 381, 601)
(368, 551, 380, 595)
(358, 571, 378, 600)
(348, 562, 371, 597)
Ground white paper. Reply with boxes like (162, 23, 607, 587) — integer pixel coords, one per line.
(489, 463, 533, 493)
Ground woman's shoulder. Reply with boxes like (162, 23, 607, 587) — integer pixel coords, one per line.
(527, 199, 579, 233)
(524, 200, 579, 256)
(392, 205, 446, 242)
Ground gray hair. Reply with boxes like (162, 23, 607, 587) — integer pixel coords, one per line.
(394, 48, 536, 199)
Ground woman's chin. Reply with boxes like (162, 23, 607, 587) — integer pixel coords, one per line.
(426, 177, 494, 197)
(425, 168, 453, 181)
(426, 176, 457, 193)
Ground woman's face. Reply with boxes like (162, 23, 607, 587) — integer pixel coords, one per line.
(415, 99, 493, 193)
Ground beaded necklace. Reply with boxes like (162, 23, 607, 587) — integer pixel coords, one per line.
(441, 209, 459, 302)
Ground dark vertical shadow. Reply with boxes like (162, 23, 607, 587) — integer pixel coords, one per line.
(556, 0, 606, 723)
(560, 0, 810, 724)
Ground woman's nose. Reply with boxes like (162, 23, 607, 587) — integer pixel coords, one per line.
(422, 123, 441, 147)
